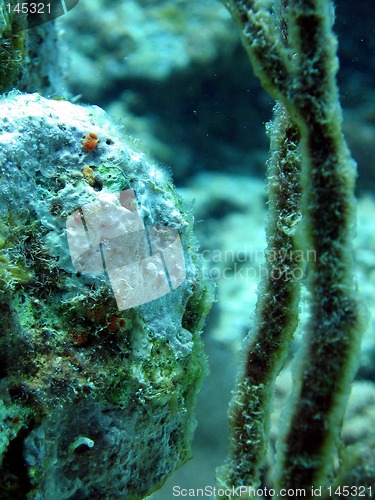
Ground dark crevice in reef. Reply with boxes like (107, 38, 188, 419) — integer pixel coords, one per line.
(0, 423, 35, 499)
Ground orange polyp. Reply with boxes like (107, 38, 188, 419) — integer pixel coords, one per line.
(82, 132, 99, 152)
(106, 316, 126, 333)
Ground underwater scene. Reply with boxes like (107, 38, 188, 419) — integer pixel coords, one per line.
(0, 0, 374, 498)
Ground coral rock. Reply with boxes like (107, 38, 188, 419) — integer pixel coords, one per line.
(0, 93, 214, 498)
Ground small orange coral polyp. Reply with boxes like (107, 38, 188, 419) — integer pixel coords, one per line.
(82, 132, 99, 152)
(70, 329, 88, 346)
(82, 165, 96, 186)
(106, 316, 126, 333)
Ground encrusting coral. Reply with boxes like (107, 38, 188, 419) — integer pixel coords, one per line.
(0, 92, 214, 498)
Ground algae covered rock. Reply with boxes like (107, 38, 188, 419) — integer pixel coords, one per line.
(0, 92, 213, 498)
(0, 7, 63, 94)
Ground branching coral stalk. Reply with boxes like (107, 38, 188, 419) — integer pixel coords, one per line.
(217, 103, 302, 492)
(218, 0, 366, 495)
